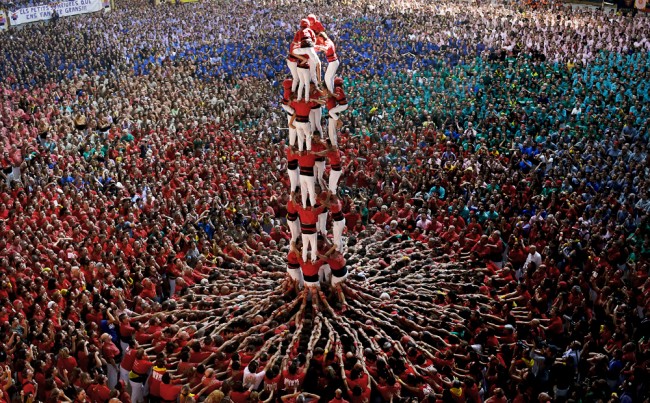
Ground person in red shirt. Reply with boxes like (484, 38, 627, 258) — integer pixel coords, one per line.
(298, 199, 326, 262)
(326, 193, 345, 250)
(100, 333, 120, 389)
(159, 373, 183, 403)
(287, 145, 300, 194)
(282, 361, 306, 393)
(543, 308, 564, 345)
(118, 313, 135, 351)
(129, 348, 153, 403)
(298, 251, 325, 288)
(316, 33, 339, 94)
(286, 44, 300, 93)
(326, 77, 348, 147)
(370, 205, 390, 226)
(290, 98, 322, 151)
(230, 380, 251, 403)
(56, 347, 77, 376)
(120, 340, 138, 383)
(315, 183, 329, 237)
(471, 235, 491, 261)
(298, 150, 318, 208)
(21, 368, 37, 402)
(311, 133, 327, 188)
(329, 389, 349, 403)
(349, 384, 370, 403)
(323, 245, 347, 287)
(263, 365, 282, 394)
(147, 355, 168, 401)
(485, 387, 508, 403)
(87, 374, 111, 403)
(326, 144, 343, 194)
(287, 192, 301, 244)
(282, 79, 298, 148)
(306, 13, 325, 35)
(310, 87, 326, 140)
(376, 375, 401, 402)
(344, 206, 361, 232)
(288, 241, 304, 289)
(292, 19, 321, 99)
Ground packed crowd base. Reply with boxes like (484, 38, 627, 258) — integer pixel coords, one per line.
(0, 0, 649, 402)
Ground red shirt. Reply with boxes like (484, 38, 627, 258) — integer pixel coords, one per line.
(322, 38, 337, 62)
(299, 257, 325, 277)
(159, 383, 182, 402)
(326, 253, 346, 271)
(298, 206, 325, 231)
(327, 149, 342, 168)
(263, 373, 282, 392)
(230, 390, 251, 403)
(101, 341, 120, 362)
(290, 100, 317, 121)
(282, 369, 305, 391)
(88, 383, 111, 403)
(57, 356, 77, 375)
(293, 27, 316, 47)
(307, 16, 325, 34)
(287, 146, 299, 163)
(350, 386, 371, 403)
(148, 366, 167, 397)
(132, 358, 153, 376)
(298, 152, 316, 169)
(327, 87, 348, 110)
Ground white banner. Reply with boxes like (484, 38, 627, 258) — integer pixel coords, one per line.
(8, 0, 104, 26)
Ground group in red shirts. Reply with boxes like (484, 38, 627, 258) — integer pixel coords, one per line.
(282, 14, 349, 293)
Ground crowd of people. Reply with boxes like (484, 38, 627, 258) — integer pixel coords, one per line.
(0, 0, 649, 402)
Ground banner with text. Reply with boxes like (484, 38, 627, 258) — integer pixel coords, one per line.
(9, 0, 104, 26)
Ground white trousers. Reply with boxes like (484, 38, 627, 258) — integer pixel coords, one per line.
(293, 47, 321, 85)
(329, 103, 348, 121)
(130, 380, 145, 403)
(288, 218, 301, 243)
(314, 160, 326, 185)
(302, 232, 318, 262)
(120, 367, 130, 384)
(328, 116, 338, 147)
(329, 169, 342, 194)
(300, 174, 316, 208)
(296, 67, 311, 101)
(294, 121, 312, 151)
(107, 364, 118, 388)
(318, 211, 328, 236)
(287, 59, 298, 92)
(324, 59, 340, 93)
(288, 168, 299, 193)
(333, 218, 345, 251)
(310, 107, 323, 137)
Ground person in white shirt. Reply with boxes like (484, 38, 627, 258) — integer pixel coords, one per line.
(523, 245, 542, 276)
(242, 360, 267, 390)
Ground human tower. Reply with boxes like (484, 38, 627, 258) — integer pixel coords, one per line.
(281, 14, 349, 292)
